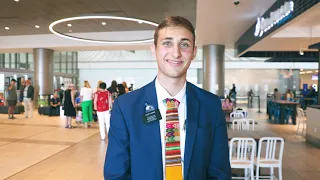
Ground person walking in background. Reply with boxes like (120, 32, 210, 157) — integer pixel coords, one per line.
(80, 80, 93, 128)
(230, 83, 237, 107)
(23, 80, 34, 118)
(59, 83, 65, 104)
(19, 78, 25, 104)
(94, 80, 103, 94)
(94, 82, 111, 140)
(247, 89, 254, 108)
(117, 84, 126, 97)
(122, 81, 130, 93)
(107, 80, 117, 93)
(63, 84, 76, 128)
(6, 79, 17, 119)
(108, 80, 118, 101)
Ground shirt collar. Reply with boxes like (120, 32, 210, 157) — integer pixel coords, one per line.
(155, 77, 186, 104)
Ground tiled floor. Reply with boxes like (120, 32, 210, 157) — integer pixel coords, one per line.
(0, 108, 319, 180)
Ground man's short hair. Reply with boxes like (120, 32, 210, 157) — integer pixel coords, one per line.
(11, 79, 16, 82)
(154, 16, 195, 46)
(274, 88, 278, 92)
(99, 82, 107, 90)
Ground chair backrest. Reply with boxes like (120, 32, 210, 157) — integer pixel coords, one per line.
(229, 138, 256, 164)
(232, 119, 242, 130)
(242, 118, 255, 131)
(232, 119, 250, 131)
(257, 137, 284, 164)
(230, 112, 244, 119)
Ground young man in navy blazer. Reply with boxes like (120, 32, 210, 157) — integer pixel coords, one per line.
(104, 16, 231, 180)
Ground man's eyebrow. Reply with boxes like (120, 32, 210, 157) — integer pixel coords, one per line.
(160, 37, 192, 42)
(160, 37, 173, 41)
(181, 38, 192, 42)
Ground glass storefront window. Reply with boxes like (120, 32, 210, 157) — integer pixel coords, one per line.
(61, 52, 67, 73)
(10, 53, 15, 69)
(54, 52, 61, 72)
(19, 53, 27, 69)
(67, 52, 73, 73)
(28, 53, 34, 70)
(4, 54, 10, 68)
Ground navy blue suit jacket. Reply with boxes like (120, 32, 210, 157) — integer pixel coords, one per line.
(104, 79, 231, 180)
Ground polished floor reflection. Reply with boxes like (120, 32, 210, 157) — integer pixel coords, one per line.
(0, 108, 319, 179)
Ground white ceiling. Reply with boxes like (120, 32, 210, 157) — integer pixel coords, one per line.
(0, 0, 196, 36)
(0, 0, 279, 52)
(196, 0, 276, 48)
(248, 2, 320, 52)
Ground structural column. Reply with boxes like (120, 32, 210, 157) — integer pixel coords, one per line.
(33, 48, 54, 105)
(202, 44, 225, 97)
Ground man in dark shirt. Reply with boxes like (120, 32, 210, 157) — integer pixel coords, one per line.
(49, 93, 60, 116)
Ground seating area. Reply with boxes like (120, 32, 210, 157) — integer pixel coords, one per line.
(0, 105, 24, 114)
(227, 108, 287, 179)
(38, 106, 60, 116)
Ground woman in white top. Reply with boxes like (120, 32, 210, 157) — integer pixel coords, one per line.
(80, 80, 93, 128)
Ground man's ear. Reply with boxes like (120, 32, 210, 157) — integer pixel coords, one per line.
(192, 46, 197, 60)
(150, 44, 156, 58)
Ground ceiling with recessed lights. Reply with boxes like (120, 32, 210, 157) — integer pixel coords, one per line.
(0, 0, 196, 36)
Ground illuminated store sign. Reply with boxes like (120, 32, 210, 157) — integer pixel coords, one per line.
(254, 1, 294, 37)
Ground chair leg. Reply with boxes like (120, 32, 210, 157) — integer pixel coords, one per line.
(251, 167, 254, 180)
(245, 168, 248, 180)
(296, 121, 301, 135)
(278, 166, 282, 180)
(270, 167, 274, 180)
(256, 166, 260, 180)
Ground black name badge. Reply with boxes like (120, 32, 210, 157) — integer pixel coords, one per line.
(143, 109, 162, 124)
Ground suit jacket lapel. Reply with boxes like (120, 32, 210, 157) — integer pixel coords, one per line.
(144, 79, 163, 179)
(184, 82, 199, 180)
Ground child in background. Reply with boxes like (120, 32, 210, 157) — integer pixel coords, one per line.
(94, 82, 111, 140)
(75, 92, 82, 124)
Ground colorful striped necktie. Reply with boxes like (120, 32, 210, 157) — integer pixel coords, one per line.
(163, 98, 182, 180)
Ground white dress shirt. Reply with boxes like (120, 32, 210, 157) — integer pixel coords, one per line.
(155, 78, 186, 180)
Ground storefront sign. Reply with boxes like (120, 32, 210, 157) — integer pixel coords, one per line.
(254, 1, 294, 37)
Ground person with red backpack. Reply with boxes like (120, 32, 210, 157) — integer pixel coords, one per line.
(94, 82, 111, 140)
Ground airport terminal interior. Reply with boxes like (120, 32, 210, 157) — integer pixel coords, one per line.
(1, 0, 320, 179)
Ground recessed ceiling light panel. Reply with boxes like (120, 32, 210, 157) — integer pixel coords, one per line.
(101, 22, 106, 25)
(67, 24, 72, 27)
(49, 15, 158, 44)
(35, 25, 40, 28)
(5, 27, 9, 30)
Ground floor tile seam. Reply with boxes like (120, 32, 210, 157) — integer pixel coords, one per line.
(4, 132, 100, 180)
(0, 122, 61, 128)
(0, 125, 19, 131)
(0, 122, 100, 129)
(0, 126, 59, 147)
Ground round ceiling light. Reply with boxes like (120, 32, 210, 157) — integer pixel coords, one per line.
(5, 27, 9, 30)
(101, 22, 106, 25)
(67, 24, 72, 27)
(49, 15, 158, 44)
(35, 25, 40, 28)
